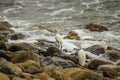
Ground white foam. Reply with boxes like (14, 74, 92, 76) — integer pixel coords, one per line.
(3, 8, 17, 14)
(61, 40, 78, 55)
(50, 7, 75, 16)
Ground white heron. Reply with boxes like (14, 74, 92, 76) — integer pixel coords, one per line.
(55, 33, 62, 50)
(78, 46, 86, 66)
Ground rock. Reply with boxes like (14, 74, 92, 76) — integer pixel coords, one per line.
(71, 69, 94, 80)
(42, 66, 53, 75)
(0, 72, 10, 80)
(85, 45, 105, 55)
(52, 56, 77, 68)
(26, 65, 41, 74)
(98, 65, 120, 78)
(11, 51, 39, 63)
(9, 33, 26, 40)
(12, 77, 26, 80)
(0, 58, 22, 75)
(0, 21, 14, 35)
(39, 47, 59, 57)
(37, 72, 54, 80)
(16, 60, 41, 72)
(0, 41, 7, 50)
(98, 64, 120, 72)
(88, 59, 112, 70)
(0, 21, 13, 28)
(0, 33, 7, 42)
(51, 70, 66, 80)
(117, 62, 120, 66)
(20, 72, 33, 79)
(85, 23, 108, 32)
(8, 43, 37, 52)
(98, 77, 110, 80)
(64, 31, 80, 40)
(0, 50, 11, 61)
(104, 46, 120, 62)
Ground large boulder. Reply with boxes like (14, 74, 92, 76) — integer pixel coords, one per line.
(8, 43, 37, 52)
(85, 45, 105, 55)
(0, 72, 10, 80)
(11, 51, 40, 63)
(85, 23, 108, 32)
(0, 58, 22, 75)
(16, 60, 41, 73)
(98, 64, 120, 78)
(64, 31, 80, 40)
(88, 59, 113, 70)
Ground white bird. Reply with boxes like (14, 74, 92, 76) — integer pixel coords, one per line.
(55, 33, 62, 50)
(78, 46, 86, 66)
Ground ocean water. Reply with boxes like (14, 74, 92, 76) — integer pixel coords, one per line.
(0, 0, 120, 61)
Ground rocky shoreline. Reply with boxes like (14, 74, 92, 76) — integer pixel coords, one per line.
(0, 21, 120, 80)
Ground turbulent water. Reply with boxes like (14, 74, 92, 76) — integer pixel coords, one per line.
(0, 0, 120, 51)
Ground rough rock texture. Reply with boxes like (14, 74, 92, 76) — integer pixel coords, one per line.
(9, 33, 26, 40)
(85, 23, 109, 32)
(64, 31, 80, 40)
(0, 72, 10, 80)
(16, 60, 41, 73)
(104, 46, 120, 62)
(11, 51, 40, 63)
(0, 58, 22, 75)
(0, 21, 14, 35)
(0, 41, 7, 50)
(88, 59, 112, 70)
(8, 43, 37, 52)
(85, 45, 105, 55)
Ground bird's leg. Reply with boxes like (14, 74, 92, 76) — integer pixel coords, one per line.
(59, 43, 62, 51)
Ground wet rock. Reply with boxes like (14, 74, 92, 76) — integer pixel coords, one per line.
(88, 59, 112, 70)
(0, 41, 7, 50)
(85, 23, 108, 32)
(16, 60, 41, 72)
(98, 64, 120, 72)
(0, 72, 10, 80)
(39, 47, 59, 57)
(9, 33, 26, 40)
(0, 21, 14, 35)
(11, 51, 40, 63)
(104, 46, 120, 62)
(52, 56, 77, 68)
(0, 33, 7, 42)
(0, 21, 13, 28)
(85, 45, 105, 55)
(64, 31, 80, 40)
(98, 65, 120, 78)
(8, 43, 37, 52)
(0, 58, 22, 75)
(0, 50, 11, 61)
(40, 57, 61, 69)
